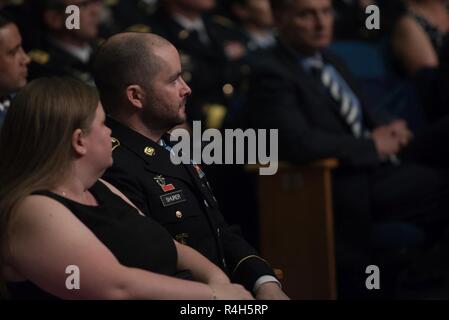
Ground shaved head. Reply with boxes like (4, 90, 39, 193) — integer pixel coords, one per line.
(93, 32, 173, 113)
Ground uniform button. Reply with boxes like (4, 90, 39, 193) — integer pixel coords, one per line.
(222, 83, 234, 96)
(204, 199, 209, 208)
(179, 30, 189, 40)
(175, 211, 183, 219)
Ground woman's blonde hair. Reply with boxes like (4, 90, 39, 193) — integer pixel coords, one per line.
(0, 77, 99, 298)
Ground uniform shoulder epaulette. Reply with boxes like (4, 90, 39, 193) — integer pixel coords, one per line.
(28, 49, 50, 65)
(8, 0, 24, 6)
(104, 0, 119, 7)
(211, 15, 237, 30)
(126, 24, 151, 33)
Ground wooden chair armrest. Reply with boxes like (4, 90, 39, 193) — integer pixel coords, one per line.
(245, 158, 339, 173)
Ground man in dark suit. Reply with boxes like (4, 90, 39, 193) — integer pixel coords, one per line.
(93, 32, 289, 300)
(248, 0, 449, 296)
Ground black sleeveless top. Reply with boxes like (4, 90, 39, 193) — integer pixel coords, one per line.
(7, 181, 179, 299)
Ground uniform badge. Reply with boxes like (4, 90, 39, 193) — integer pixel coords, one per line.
(144, 146, 155, 156)
(193, 163, 206, 179)
(178, 30, 190, 40)
(160, 190, 186, 207)
(111, 137, 120, 151)
(28, 49, 50, 65)
(175, 233, 189, 245)
(126, 24, 151, 33)
(154, 175, 175, 192)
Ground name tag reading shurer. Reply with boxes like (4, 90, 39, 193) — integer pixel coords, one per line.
(160, 190, 187, 207)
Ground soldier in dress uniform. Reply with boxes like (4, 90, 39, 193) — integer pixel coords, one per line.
(228, 0, 276, 52)
(148, 0, 251, 129)
(27, 0, 105, 85)
(93, 32, 289, 300)
(0, 12, 30, 127)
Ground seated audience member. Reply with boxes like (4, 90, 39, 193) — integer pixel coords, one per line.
(0, 77, 253, 300)
(149, 0, 249, 128)
(27, 0, 105, 85)
(248, 0, 449, 297)
(392, 0, 449, 75)
(0, 13, 30, 128)
(228, 0, 276, 52)
(93, 32, 289, 300)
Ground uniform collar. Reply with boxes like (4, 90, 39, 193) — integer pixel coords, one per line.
(48, 37, 93, 64)
(106, 116, 196, 187)
(172, 13, 210, 44)
(0, 94, 12, 112)
(172, 14, 205, 33)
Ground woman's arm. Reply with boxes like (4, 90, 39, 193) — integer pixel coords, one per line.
(6, 195, 250, 299)
(392, 15, 439, 75)
(174, 241, 230, 285)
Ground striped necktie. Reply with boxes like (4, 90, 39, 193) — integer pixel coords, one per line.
(309, 61, 400, 164)
(311, 62, 366, 138)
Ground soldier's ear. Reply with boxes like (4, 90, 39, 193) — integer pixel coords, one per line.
(125, 85, 145, 109)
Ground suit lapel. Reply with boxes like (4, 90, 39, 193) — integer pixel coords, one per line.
(275, 43, 348, 122)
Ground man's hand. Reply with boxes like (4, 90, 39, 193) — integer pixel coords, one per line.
(387, 119, 414, 147)
(372, 126, 402, 160)
(255, 282, 290, 300)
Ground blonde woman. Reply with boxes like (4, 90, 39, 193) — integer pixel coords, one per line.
(0, 77, 253, 300)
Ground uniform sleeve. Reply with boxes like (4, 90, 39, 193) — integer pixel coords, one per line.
(215, 211, 277, 291)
